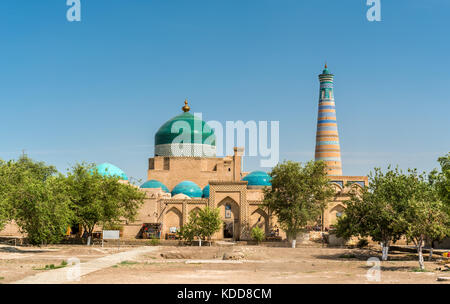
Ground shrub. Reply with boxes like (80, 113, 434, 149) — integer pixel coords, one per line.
(251, 226, 265, 244)
(148, 236, 160, 246)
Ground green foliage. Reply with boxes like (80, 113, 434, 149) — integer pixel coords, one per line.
(178, 207, 221, 244)
(263, 160, 334, 241)
(336, 167, 421, 247)
(34, 260, 68, 271)
(65, 162, 145, 242)
(430, 153, 450, 211)
(148, 236, 160, 246)
(0, 155, 73, 245)
(251, 226, 265, 244)
(336, 165, 450, 266)
(178, 212, 200, 243)
(403, 197, 449, 270)
(197, 207, 222, 242)
(0, 159, 12, 230)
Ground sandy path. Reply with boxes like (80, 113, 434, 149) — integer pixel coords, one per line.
(12, 246, 157, 284)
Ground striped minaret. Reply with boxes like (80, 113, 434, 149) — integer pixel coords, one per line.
(315, 64, 342, 176)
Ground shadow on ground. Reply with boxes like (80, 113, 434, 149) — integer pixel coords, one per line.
(313, 249, 420, 262)
(0, 246, 47, 254)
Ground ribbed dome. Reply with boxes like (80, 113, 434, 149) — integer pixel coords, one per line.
(171, 181, 202, 198)
(242, 171, 272, 187)
(202, 185, 210, 198)
(154, 101, 216, 157)
(94, 163, 128, 181)
(140, 179, 169, 192)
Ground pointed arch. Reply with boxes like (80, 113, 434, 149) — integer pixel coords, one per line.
(250, 208, 269, 235)
(164, 206, 182, 234)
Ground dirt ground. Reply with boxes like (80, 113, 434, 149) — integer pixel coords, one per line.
(1, 243, 449, 284)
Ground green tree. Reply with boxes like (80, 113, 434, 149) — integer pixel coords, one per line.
(196, 207, 222, 246)
(251, 226, 265, 244)
(404, 199, 449, 270)
(430, 153, 450, 210)
(336, 167, 417, 260)
(66, 163, 145, 245)
(0, 159, 12, 231)
(178, 212, 201, 245)
(1, 155, 73, 245)
(263, 160, 335, 248)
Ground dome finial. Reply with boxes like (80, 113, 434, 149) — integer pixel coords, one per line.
(325, 62, 327, 69)
(182, 99, 190, 112)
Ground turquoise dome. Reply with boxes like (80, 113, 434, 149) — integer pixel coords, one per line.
(154, 102, 216, 157)
(171, 181, 202, 198)
(140, 180, 169, 192)
(202, 185, 210, 198)
(94, 163, 128, 181)
(242, 171, 272, 187)
(155, 112, 215, 146)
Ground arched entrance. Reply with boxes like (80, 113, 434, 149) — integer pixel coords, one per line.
(250, 208, 269, 236)
(217, 197, 240, 240)
(164, 207, 182, 236)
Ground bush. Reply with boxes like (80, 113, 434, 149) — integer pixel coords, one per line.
(148, 236, 160, 246)
(251, 226, 265, 244)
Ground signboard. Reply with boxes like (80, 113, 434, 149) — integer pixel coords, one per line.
(103, 230, 120, 240)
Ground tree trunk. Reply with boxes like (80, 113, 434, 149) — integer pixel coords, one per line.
(417, 238, 425, 270)
(381, 241, 389, 261)
(86, 227, 94, 246)
(291, 239, 296, 248)
(429, 247, 433, 261)
(198, 237, 202, 247)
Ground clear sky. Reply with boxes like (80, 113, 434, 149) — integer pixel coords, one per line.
(0, 0, 449, 184)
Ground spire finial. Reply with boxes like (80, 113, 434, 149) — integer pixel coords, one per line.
(182, 99, 190, 112)
(325, 62, 328, 69)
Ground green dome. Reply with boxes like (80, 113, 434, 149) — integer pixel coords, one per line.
(155, 112, 216, 146)
(154, 101, 216, 157)
(94, 163, 128, 181)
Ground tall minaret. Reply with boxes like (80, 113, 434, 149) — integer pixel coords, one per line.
(315, 64, 342, 176)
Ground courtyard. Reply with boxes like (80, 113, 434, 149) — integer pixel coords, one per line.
(0, 243, 449, 284)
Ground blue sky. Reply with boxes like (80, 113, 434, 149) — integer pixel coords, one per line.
(0, 0, 449, 184)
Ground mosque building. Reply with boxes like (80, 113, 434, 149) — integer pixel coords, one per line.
(0, 65, 368, 241)
(96, 65, 368, 240)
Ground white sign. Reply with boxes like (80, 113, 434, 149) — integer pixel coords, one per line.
(103, 230, 120, 240)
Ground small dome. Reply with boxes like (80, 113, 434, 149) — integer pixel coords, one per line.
(202, 185, 210, 198)
(242, 171, 272, 187)
(321, 64, 333, 75)
(172, 193, 191, 200)
(94, 163, 128, 181)
(171, 181, 202, 198)
(140, 180, 169, 192)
